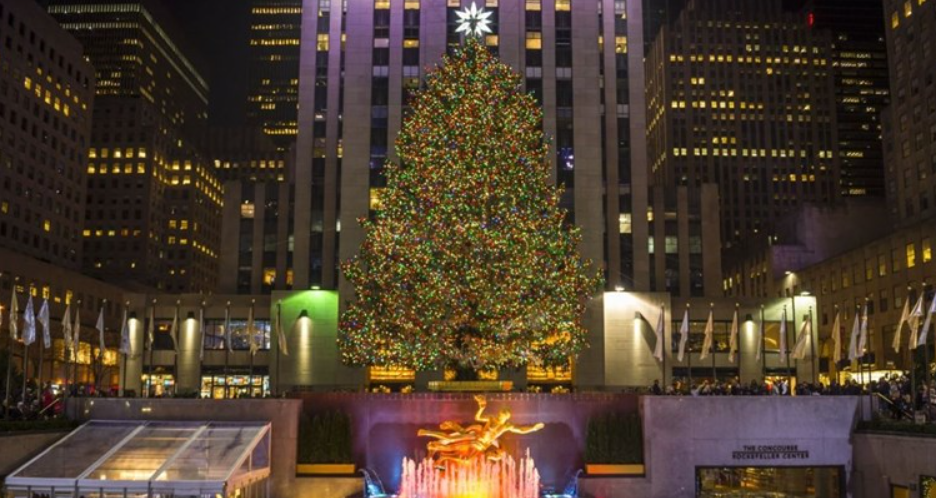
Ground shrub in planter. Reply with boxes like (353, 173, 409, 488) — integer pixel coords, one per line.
(298, 411, 353, 464)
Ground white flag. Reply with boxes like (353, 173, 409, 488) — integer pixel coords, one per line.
(38, 299, 51, 349)
(72, 308, 81, 361)
(893, 296, 910, 353)
(9, 292, 18, 341)
(95, 306, 106, 356)
(169, 306, 179, 353)
(778, 308, 788, 363)
(119, 308, 131, 356)
(653, 305, 664, 362)
(918, 296, 936, 348)
(677, 308, 689, 362)
(756, 312, 764, 361)
(146, 305, 155, 351)
(198, 306, 205, 361)
(247, 304, 258, 356)
(62, 302, 73, 354)
(831, 310, 842, 365)
(791, 317, 811, 360)
(858, 303, 869, 358)
(23, 295, 36, 346)
(847, 308, 861, 361)
(276, 307, 289, 356)
(224, 304, 233, 352)
(728, 308, 739, 363)
(907, 294, 925, 350)
(700, 309, 714, 360)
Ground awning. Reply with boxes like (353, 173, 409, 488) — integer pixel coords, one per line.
(4, 420, 271, 497)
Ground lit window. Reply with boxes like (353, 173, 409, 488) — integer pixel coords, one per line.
(615, 36, 627, 54)
(892, 11, 900, 28)
(525, 0, 541, 10)
(878, 254, 887, 277)
(555, 0, 570, 11)
(263, 269, 276, 286)
(317, 33, 329, 51)
(619, 213, 632, 234)
(241, 203, 255, 219)
(525, 32, 542, 50)
(907, 243, 917, 268)
(370, 188, 384, 210)
(923, 238, 932, 263)
(43, 220, 51, 232)
(904, 0, 913, 16)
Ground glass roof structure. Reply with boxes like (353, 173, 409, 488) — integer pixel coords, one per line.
(4, 420, 271, 498)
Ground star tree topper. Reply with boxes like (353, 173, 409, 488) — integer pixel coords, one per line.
(455, 2, 493, 37)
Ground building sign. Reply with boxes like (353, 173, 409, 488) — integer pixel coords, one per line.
(732, 445, 810, 461)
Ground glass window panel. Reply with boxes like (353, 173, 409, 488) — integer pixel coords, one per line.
(13, 421, 139, 478)
(85, 425, 200, 481)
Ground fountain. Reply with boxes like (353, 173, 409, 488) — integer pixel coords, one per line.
(391, 395, 546, 498)
(397, 451, 540, 498)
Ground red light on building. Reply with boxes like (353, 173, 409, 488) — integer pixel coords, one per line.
(807, 12, 815, 27)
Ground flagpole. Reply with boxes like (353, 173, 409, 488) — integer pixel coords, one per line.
(661, 304, 667, 391)
(173, 300, 180, 396)
(785, 304, 792, 387)
(686, 304, 692, 392)
(73, 301, 80, 395)
(760, 305, 766, 382)
(224, 301, 230, 399)
(249, 299, 255, 398)
(147, 299, 155, 398)
(275, 301, 281, 397)
(809, 306, 816, 385)
(710, 303, 716, 383)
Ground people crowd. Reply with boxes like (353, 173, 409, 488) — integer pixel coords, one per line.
(646, 372, 936, 423)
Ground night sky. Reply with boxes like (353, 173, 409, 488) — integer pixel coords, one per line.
(162, 0, 250, 127)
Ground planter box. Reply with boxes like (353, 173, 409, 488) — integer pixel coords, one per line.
(427, 380, 514, 392)
(296, 463, 356, 475)
(585, 464, 645, 476)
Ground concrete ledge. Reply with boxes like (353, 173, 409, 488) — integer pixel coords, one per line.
(0, 431, 70, 479)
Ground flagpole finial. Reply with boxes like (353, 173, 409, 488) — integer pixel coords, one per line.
(227, 300, 231, 306)
(152, 298, 157, 304)
(176, 299, 181, 305)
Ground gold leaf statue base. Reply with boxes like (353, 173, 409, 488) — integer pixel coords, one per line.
(427, 380, 514, 392)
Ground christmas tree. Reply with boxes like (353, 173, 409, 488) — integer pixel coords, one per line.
(339, 37, 602, 372)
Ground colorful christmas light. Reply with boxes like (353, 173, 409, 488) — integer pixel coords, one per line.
(339, 38, 602, 371)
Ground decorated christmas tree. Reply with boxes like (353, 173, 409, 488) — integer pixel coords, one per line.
(339, 36, 602, 372)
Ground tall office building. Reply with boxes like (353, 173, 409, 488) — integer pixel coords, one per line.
(646, 0, 840, 247)
(803, 0, 890, 198)
(201, 126, 294, 295)
(0, 0, 94, 269)
(247, 0, 302, 151)
(47, 0, 221, 292)
(883, 0, 936, 226)
(292, 0, 727, 386)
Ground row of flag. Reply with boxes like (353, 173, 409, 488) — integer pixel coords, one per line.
(3, 295, 292, 360)
(650, 305, 821, 363)
(650, 295, 936, 364)
(5, 293, 107, 359)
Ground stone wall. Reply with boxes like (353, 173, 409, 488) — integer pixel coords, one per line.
(641, 396, 859, 498)
(852, 433, 936, 498)
(0, 432, 69, 479)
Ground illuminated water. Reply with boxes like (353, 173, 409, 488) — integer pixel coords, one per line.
(397, 451, 540, 498)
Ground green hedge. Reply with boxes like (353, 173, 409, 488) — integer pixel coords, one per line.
(585, 413, 643, 464)
(0, 418, 79, 433)
(857, 418, 936, 437)
(297, 411, 353, 464)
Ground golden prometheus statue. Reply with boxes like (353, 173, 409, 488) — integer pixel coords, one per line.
(418, 394, 544, 465)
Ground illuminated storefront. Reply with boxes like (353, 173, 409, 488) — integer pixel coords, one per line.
(697, 467, 844, 497)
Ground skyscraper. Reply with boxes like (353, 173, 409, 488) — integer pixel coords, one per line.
(646, 0, 840, 247)
(247, 0, 302, 151)
(0, 0, 94, 269)
(883, 0, 936, 225)
(46, 0, 221, 292)
(803, 0, 890, 199)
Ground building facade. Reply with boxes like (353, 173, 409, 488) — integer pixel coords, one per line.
(46, 0, 221, 293)
(646, 0, 841, 248)
(0, 0, 94, 270)
(883, 0, 936, 226)
(803, 0, 890, 199)
(247, 0, 303, 151)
